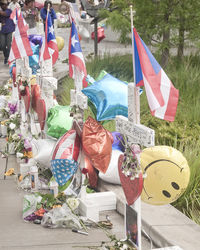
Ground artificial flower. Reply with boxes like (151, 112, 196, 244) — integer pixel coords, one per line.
(23, 151, 33, 158)
(67, 197, 79, 211)
(24, 139, 32, 151)
(4, 168, 15, 176)
(19, 85, 25, 91)
(52, 204, 62, 209)
(12, 134, 20, 141)
(18, 175, 23, 182)
(8, 102, 17, 114)
(9, 123, 16, 130)
(16, 152, 24, 158)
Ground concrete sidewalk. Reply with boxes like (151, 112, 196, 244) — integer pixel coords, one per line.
(0, 139, 151, 250)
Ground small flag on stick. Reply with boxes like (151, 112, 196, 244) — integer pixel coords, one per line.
(68, 20, 87, 88)
(9, 10, 32, 63)
(40, 10, 58, 65)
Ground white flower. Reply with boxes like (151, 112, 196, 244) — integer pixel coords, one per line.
(10, 114, 15, 119)
(121, 244, 129, 250)
(19, 85, 25, 91)
(9, 123, 16, 130)
(67, 198, 79, 211)
(12, 134, 19, 140)
(4, 85, 9, 90)
(16, 152, 23, 158)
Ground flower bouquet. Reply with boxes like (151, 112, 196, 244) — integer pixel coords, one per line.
(19, 80, 29, 96)
(118, 136, 144, 206)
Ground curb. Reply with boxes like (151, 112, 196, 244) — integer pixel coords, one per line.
(98, 179, 200, 250)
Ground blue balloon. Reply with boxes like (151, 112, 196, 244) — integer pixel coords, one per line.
(29, 44, 40, 75)
(82, 73, 128, 121)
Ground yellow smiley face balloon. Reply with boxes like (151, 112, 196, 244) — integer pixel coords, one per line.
(140, 146, 190, 205)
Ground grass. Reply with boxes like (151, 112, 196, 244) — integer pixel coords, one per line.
(58, 53, 200, 225)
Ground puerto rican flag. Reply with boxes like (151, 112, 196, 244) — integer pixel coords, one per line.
(69, 20, 87, 88)
(133, 28, 179, 122)
(10, 7, 21, 25)
(8, 10, 32, 63)
(40, 11, 58, 65)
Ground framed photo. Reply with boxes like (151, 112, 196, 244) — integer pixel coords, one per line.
(125, 204, 139, 248)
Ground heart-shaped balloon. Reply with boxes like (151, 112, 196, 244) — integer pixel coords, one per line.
(36, 98, 46, 130)
(118, 154, 143, 206)
(31, 84, 41, 111)
(22, 86, 30, 113)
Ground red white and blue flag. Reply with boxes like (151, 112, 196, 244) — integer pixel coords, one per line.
(69, 20, 87, 88)
(133, 28, 179, 122)
(10, 7, 21, 25)
(40, 11, 58, 65)
(8, 10, 32, 63)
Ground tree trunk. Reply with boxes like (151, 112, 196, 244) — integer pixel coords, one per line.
(161, 29, 170, 68)
(161, 11, 170, 68)
(177, 15, 185, 59)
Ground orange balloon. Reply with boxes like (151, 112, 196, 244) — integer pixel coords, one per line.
(82, 116, 112, 174)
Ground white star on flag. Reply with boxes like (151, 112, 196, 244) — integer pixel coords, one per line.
(71, 35, 79, 47)
(49, 25, 54, 35)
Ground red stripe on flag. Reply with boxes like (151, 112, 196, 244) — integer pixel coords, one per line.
(11, 38, 21, 59)
(163, 83, 179, 122)
(48, 40, 58, 65)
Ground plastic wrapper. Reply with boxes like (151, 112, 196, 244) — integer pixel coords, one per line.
(82, 116, 112, 173)
(82, 74, 128, 121)
(47, 105, 73, 139)
(31, 138, 56, 168)
(41, 203, 82, 229)
(23, 194, 42, 219)
(24, 213, 42, 222)
(0, 95, 8, 109)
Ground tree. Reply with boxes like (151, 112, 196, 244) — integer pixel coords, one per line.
(100, 0, 200, 65)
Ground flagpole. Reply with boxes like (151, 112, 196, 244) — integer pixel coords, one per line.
(130, 5, 142, 250)
(130, 5, 140, 124)
(130, 5, 136, 87)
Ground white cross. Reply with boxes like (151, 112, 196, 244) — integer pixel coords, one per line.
(70, 66, 88, 110)
(115, 83, 155, 250)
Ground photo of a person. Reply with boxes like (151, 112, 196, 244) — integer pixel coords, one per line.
(126, 204, 138, 247)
